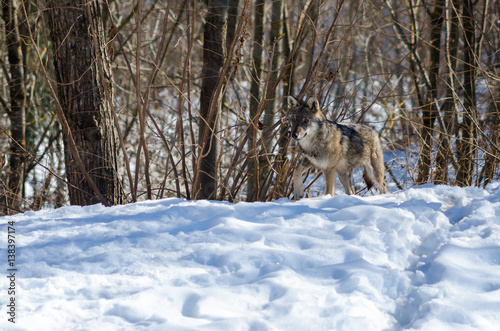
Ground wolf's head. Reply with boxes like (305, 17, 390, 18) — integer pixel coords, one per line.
(286, 96, 326, 141)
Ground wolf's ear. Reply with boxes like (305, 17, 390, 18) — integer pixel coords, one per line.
(306, 97, 326, 119)
(306, 97, 320, 111)
(288, 96, 300, 108)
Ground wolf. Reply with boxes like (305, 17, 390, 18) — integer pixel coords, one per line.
(286, 96, 387, 198)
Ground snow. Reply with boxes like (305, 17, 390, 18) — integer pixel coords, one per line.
(2, 183, 500, 330)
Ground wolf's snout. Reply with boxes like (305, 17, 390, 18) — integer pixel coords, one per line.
(291, 131, 306, 140)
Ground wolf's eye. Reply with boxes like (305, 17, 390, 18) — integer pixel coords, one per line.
(302, 118, 310, 124)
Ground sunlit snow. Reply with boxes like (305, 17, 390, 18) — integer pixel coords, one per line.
(2, 183, 500, 330)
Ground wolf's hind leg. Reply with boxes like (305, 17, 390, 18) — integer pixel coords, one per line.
(363, 165, 376, 192)
(362, 166, 375, 191)
(370, 149, 387, 194)
(338, 171, 354, 195)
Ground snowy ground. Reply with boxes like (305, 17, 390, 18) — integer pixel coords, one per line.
(1, 182, 500, 330)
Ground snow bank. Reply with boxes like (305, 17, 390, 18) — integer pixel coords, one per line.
(1, 183, 500, 330)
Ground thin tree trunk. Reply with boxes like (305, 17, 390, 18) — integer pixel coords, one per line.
(480, 2, 499, 187)
(264, 0, 283, 128)
(220, 0, 238, 149)
(256, 0, 283, 200)
(47, 0, 124, 206)
(416, 0, 444, 184)
(273, 1, 295, 198)
(1, 0, 26, 215)
(456, 0, 477, 186)
(435, 0, 461, 184)
(194, 0, 228, 199)
(226, 0, 239, 54)
(246, 0, 265, 201)
(481, 87, 499, 186)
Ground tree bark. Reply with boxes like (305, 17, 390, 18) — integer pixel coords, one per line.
(481, 87, 499, 187)
(47, 0, 123, 206)
(256, 0, 283, 200)
(416, 0, 444, 184)
(264, 0, 283, 128)
(246, 0, 264, 201)
(456, 0, 477, 186)
(226, 0, 239, 54)
(195, 0, 228, 199)
(480, 2, 499, 187)
(274, 2, 295, 199)
(1, 0, 26, 215)
(435, 0, 461, 184)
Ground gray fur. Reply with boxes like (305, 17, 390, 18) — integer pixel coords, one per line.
(287, 96, 387, 198)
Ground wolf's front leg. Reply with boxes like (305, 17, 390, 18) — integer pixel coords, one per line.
(293, 158, 311, 199)
(324, 168, 337, 196)
(293, 164, 305, 199)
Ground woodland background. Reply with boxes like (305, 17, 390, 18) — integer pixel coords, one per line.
(0, 0, 498, 215)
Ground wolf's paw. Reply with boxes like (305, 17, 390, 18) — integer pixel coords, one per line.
(294, 188, 304, 200)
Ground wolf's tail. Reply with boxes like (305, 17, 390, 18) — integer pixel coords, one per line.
(363, 167, 374, 191)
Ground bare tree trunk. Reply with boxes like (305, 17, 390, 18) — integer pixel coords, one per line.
(226, 0, 239, 54)
(256, 0, 283, 200)
(246, 0, 265, 201)
(273, 1, 295, 199)
(416, 0, 444, 184)
(264, 0, 283, 128)
(194, 0, 228, 199)
(435, 0, 461, 184)
(1, 0, 26, 215)
(480, 0, 499, 186)
(481, 86, 499, 186)
(456, 0, 477, 186)
(47, 0, 123, 206)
